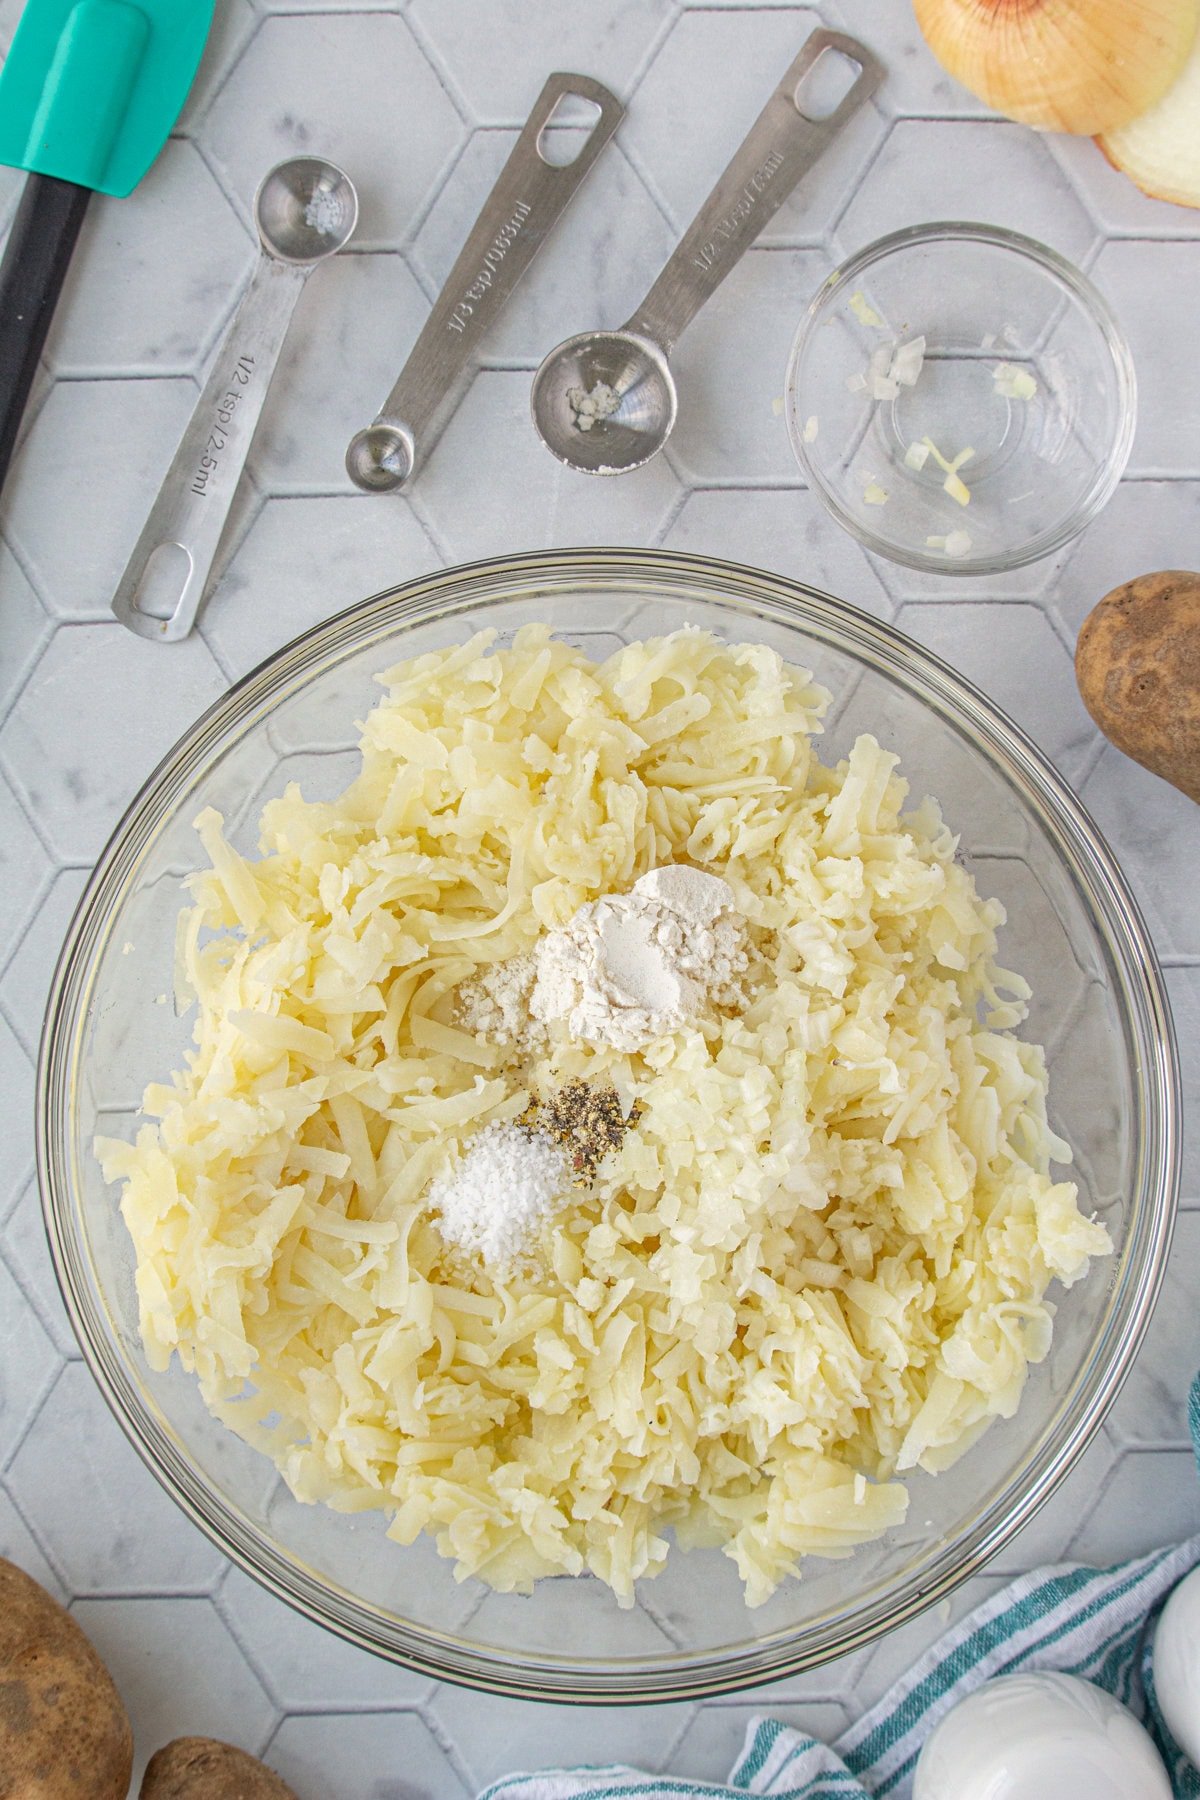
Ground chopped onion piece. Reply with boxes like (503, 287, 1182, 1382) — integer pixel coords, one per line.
(802, 415, 819, 444)
(855, 336, 929, 408)
(944, 471, 971, 506)
(892, 335, 926, 387)
(993, 362, 1039, 401)
(923, 438, 975, 485)
(926, 534, 947, 547)
(905, 441, 931, 471)
(850, 289, 886, 328)
(944, 529, 973, 557)
(863, 479, 889, 506)
(980, 332, 997, 350)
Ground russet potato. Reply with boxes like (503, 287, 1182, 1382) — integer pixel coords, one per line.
(1075, 570, 1200, 804)
(0, 1556, 133, 1799)
(140, 1735, 300, 1798)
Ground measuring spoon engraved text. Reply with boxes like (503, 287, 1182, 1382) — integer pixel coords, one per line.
(112, 156, 357, 642)
(531, 30, 882, 475)
(346, 71, 624, 492)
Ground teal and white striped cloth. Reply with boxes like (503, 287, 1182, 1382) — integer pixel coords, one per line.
(481, 1376, 1200, 1800)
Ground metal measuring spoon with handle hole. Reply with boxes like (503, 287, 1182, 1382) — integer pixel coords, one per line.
(112, 155, 357, 642)
(531, 29, 882, 476)
(346, 71, 624, 493)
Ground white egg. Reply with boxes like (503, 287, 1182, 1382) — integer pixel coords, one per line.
(1154, 1563, 1200, 1765)
(913, 1671, 1172, 1800)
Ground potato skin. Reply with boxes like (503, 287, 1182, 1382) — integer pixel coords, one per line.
(0, 1556, 132, 1799)
(1075, 570, 1200, 804)
(140, 1736, 300, 1798)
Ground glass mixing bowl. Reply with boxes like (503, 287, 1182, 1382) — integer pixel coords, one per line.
(786, 224, 1137, 576)
(38, 549, 1178, 1702)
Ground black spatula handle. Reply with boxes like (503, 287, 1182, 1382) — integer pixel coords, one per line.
(0, 172, 91, 492)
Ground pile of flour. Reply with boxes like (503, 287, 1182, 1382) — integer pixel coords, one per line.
(458, 865, 748, 1054)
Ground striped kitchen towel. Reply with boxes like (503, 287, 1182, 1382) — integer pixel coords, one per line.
(480, 1375, 1200, 1800)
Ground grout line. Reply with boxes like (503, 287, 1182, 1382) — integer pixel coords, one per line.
(404, 488, 454, 564)
(267, 1697, 430, 1719)
(660, 1702, 701, 1772)
(825, 104, 894, 236)
(649, 483, 692, 546)
(399, 5, 476, 129)
(1042, 606, 1079, 659)
(0, 1359, 65, 1480)
(398, 240, 438, 310)
(0, 997, 33, 1076)
(210, 1577, 299, 1711)
(209, 471, 268, 592)
(196, 619, 241, 689)
(1, 1469, 74, 1592)
(624, 0, 687, 104)
(0, 1217, 76, 1354)
(1120, 466, 1200, 482)
(416, 1699, 479, 1793)
(36, 368, 204, 389)
(66, 1581, 252, 1604)
(188, 133, 263, 257)
(658, 472, 814, 491)
(180, 3, 267, 134)
(0, 812, 56, 962)
(0, 1166, 35, 1233)
(0, 361, 57, 469)
(1072, 731, 1110, 792)
(396, 125, 477, 254)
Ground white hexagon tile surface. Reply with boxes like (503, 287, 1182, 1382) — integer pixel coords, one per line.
(0, 4, 1197, 1797)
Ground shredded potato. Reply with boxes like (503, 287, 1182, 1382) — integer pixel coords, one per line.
(97, 626, 1111, 1607)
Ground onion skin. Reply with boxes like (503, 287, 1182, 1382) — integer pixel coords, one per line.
(913, 0, 1200, 135)
(1075, 571, 1200, 804)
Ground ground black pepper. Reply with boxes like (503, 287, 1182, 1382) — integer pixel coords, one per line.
(519, 1078, 636, 1183)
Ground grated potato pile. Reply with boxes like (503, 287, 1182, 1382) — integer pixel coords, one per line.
(97, 626, 1111, 1607)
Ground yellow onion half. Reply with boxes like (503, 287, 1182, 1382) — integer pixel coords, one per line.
(1099, 23, 1200, 206)
(913, 0, 1200, 135)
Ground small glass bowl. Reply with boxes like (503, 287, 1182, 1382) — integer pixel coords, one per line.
(786, 223, 1137, 576)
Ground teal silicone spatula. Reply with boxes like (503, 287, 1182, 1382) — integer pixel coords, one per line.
(0, 0, 215, 490)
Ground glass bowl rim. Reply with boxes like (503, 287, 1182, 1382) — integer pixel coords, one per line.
(36, 546, 1179, 1702)
(785, 220, 1139, 577)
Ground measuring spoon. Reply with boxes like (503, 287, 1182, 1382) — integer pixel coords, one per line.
(531, 30, 882, 476)
(346, 71, 624, 493)
(112, 155, 357, 642)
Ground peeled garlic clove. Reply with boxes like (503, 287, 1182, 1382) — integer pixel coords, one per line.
(913, 0, 1200, 136)
(1099, 21, 1200, 207)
